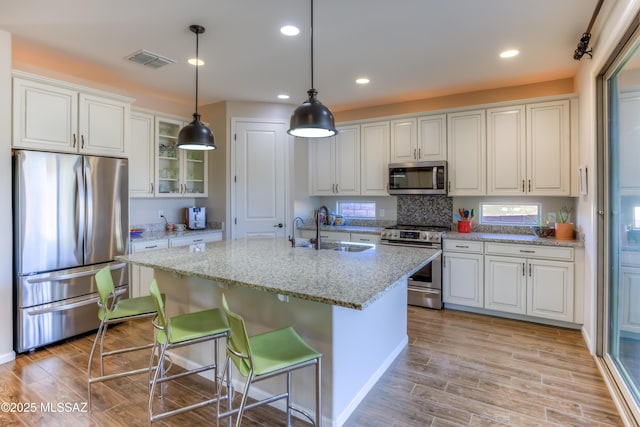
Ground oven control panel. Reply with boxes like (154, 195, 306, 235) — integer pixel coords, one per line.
(380, 230, 442, 244)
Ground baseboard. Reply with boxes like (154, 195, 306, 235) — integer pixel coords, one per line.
(0, 350, 16, 365)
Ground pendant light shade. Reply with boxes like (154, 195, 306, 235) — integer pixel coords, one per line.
(288, 0, 337, 138)
(178, 25, 216, 151)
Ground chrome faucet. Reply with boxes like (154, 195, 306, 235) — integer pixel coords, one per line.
(288, 217, 304, 247)
(314, 206, 330, 250)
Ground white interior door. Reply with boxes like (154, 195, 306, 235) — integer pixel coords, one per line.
(233, 120, 287, 239)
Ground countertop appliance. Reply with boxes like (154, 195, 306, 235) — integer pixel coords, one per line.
(185, 207, 206, 229)
(380, 224, 448, 309)
(13, 150, 129, 353)
(388, 161, 447, 195)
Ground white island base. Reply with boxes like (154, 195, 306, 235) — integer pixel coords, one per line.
(153, 269, 408, 427)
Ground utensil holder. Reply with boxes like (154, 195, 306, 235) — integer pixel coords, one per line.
(457, 220, 472, 233)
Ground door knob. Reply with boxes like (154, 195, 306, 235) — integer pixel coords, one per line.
(274, 223, 283, 228)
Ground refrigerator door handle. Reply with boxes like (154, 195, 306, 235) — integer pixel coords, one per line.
(26, 288, 127, 315)
(83, 158, 93, 260)
(76, 159, 86, 261)
(25, 262, 127, 284)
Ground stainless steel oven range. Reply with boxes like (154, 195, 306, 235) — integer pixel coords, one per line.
(380, 225, 448, 309)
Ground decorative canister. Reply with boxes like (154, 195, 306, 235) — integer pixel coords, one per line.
(334, 215, 344, 226)
(457, 220, 472, 233)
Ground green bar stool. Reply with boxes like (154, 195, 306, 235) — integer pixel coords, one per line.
(148, 279, 230, 424)
(87, 266, 162, 409)
(217, 294, 322, 427)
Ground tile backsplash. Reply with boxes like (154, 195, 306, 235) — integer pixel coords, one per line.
(397, 195, 453, 227)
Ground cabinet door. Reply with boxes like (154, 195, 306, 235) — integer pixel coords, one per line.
(443, 252, 484, 307)
(527, 259, 573, 321)
(130, 111, 155, 197)
(308, 137, 336, 196)
(487, 106, 526, 195)
(526, 100, 570, 196)
(390, 118, 417, 162)
(79, 93, 130, 157)
(418, 114, 447, 161)
(447, 110, 486, 195)
(334, 125, 361, 195)
(12, 77, 78, 152)
(155, 117, 183, 196)
(361, 121, 389, 195)
(484, 255, 527, 314)
(182, 149, 208, 196)
(619, 267, 640, 333)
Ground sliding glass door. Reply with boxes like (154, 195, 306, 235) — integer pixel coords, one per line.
(601, 21, 640, 423)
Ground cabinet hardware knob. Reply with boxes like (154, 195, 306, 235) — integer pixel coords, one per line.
(528, 179, 531, 192)
(73, 134, 77, 148)
(81, 135, 85, 149)
(417, 148, 421, 159)
(519, 249, 535, 253)
(522, 180, 525, 192)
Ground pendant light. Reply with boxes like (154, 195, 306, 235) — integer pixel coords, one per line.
(287, 0, 337, 138)
(178, 25, 216, 150)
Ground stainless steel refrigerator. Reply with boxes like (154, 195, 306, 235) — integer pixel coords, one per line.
(13, 150, 129, 353)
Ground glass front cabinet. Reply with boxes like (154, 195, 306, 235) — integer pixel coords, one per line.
(155, 117, 208, 197)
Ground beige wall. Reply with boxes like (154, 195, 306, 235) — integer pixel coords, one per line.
(335, 78, 575, 122)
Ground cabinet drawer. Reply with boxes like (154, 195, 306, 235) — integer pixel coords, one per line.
(484, 242, 573, 261)
(350, 233, 380, 244)
(131, 239, 169, 253)
(621, 251, 640, 267)
(443, 239, 484, 253)
(170, 232, 222, 248)
(299, 229, 349, 241)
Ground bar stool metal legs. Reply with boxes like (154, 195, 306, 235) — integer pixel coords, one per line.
(148, 279, 230, 424)
(87, 266, 161, 409)
(216, 294, 322, 427)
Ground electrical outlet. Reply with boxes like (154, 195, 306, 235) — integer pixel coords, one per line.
(379, 208, 385, 218)
(158, 210, 165, 219)
(547, 212, 556, 224)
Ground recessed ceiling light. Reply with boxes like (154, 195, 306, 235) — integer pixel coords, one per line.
(356, 77, 370, 85)
(499, 49, 519, 58)
(188, 58, 204, 66)
(280, 25, 300, 36)
(278, 94, 290, 100)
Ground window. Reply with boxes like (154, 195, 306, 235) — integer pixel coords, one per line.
(479, 203, 540, 226)
(634, 205, 640, 229)
(337, 201, 376, 218)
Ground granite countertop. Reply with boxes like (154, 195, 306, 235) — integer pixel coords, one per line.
(117, 237, 440, 310)
(445, 231, 584, 248)
(130, 227, 223, 243)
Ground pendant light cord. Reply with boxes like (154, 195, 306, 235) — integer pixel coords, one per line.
(310, 0, 314, 90)
(195, 30, 200, 114)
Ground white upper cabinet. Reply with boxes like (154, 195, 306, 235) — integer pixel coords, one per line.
(447, 109, 486, 195)
(526, 100, 570, 196)
(390, 115, 446, 162)
(390, 118, 418, 162)
(360, 121, 389, 195)
(487, 106, 526, 195)
(129, 110, 155, 197)
(12, 72, 131, 157)
(417, 114, 447, 161)
(309, 125, 360, 196)
(155, 117, 208, 197)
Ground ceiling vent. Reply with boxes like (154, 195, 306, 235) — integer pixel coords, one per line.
(126, 49, 175, 69)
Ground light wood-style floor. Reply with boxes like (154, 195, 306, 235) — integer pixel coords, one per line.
(0, 306, 623, 426)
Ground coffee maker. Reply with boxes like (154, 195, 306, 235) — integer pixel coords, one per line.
(185, 207, 206, 229)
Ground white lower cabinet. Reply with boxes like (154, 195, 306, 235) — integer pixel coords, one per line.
(299, 229, 380, 244)
(169, 231, 223, 247)
(443, 240, 484, 307)
(484, 243, 574, 322)
(130, 239, 169, 297)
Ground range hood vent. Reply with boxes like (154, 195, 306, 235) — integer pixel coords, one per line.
(126, 49, 175, 69)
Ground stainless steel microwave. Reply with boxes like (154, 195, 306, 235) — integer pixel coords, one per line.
(388, 161, 447, 195)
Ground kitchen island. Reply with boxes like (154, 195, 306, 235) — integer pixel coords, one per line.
(117, 237, 440, 426)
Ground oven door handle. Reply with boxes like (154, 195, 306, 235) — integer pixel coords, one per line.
(408, 286, 441, 294)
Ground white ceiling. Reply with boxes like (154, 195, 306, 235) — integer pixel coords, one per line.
(0, 0, 599, 112)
